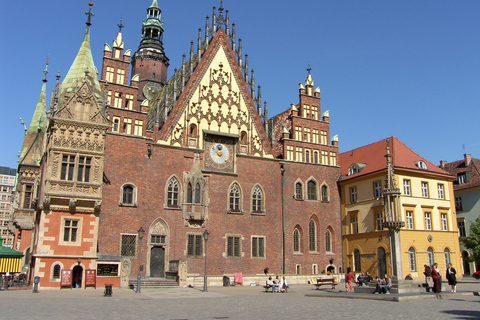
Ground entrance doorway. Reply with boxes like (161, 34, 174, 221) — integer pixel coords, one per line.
(72, 265, 83, 288)
(150, 246, 165, 277)
(377, 247, 387, 278)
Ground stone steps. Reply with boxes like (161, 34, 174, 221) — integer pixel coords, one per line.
(128, 278, 179, 289)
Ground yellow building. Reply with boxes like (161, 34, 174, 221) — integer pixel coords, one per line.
(339, 137, 461, 281)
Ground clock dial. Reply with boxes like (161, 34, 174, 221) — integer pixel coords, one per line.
(204, 135, 235, 172)
(143, 82, 162, 100)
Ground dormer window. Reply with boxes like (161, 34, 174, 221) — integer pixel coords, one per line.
(348, 163, 365, 176)
(415, 161, 428, 170)
(457, 173, 467, 185)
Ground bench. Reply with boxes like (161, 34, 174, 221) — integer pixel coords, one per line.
(313, 278, 338, 290)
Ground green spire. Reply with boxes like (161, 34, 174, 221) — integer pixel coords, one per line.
(19, 62, 48, 167)
(138, 0, 165, 52)
(59, 2, 102, 105)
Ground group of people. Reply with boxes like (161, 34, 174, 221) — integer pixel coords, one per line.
(373, 275, 391, 294)
(356, 272, 373, 286)
(266, 275, 289, 293)
(424, 262, 457, 293)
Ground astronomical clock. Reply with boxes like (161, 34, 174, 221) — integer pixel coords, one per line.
(204, 134, 235, 173)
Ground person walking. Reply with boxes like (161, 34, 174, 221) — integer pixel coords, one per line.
(345, 268, 354, 292)
(431, 263, 441, 293)
(446, 263, 457, 293)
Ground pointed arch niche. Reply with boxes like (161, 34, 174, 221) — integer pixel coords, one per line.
(147, 218, 170, 278)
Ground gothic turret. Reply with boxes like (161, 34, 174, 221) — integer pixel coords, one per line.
(131, 0, 170, 97)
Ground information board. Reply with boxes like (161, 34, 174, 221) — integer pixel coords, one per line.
(85, 269, 96, 288)
(60, 270, 72, 288)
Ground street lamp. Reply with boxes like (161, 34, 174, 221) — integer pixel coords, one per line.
(203, 230, 210, 292)
(136, 227, 145, 293)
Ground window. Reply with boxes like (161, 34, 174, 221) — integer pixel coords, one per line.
(313, 151, 319, 164)
(229, 183, 241, 212)
(307, 180, 317, 200)
(351, 216, 358, 234)
(293, 229, 300, 253)
(408, 247, 416, 271)
(373, 181, 382, 199)
(444, 248, 451, 269)
(427, 247, 434, 266)
(125, 94, 134, 110)
(77, 156, 91, 182)
(23, 185, 33, 209)
(329, 152, 337, 166)
(350, 187, 357, 203)
(321, 151, 328, 165)
(60, 155, 75, 181)
(455, 196, 463, 211)
(166, 177, 180, 207)
(227, 235, 241, 258)
(151, 235, 166, 245)
(251, 185, 263, 212)
(457, 173, 466, 185)
(406, 211, 414, 229)
(441, 213, 448, 231)
(123, 118, 132, 134)
(106, 66, 114, 82)
(121, 234, 137, 257)
(311, 106, 319, 119)
(458, 219, 466, 237)
(296, 147, 303, 162)
(63, 219, 79, 242)
(53, 264, 61, 279)
(114, 92, 123, 108)
(421, 182, 429, 198)
(376, 212, 383, 231)
(437, 184, 445, 199)
(295, 182, 303, 200)
(305, 150, 310, 163)
(320, 131, 327, 145)
(134, 120, 143, 136)
(286, 146, 294, 161)
(252, 236, 265, 258)
(304, 128, 311, 142)
(187, 234, 203, 257)
(415, 161, 427, 170)
(325, 230, 332, 252)
(321, 185, 329, 202)
(195, 183, 201, 204)
(187, 183, 193, 203)
(312, 130, 319, 144)
(295, 127, 302, 140)
(112, 117, 120, 132)
(308, 220, 316, 252)
(354, 249, 361, 272)
(122, 185, 134, 205)
(425, 212, 432, 230)
(303, 105, 311, 118)
(116, 69, 125, 85)
(403, 180, 411, 196)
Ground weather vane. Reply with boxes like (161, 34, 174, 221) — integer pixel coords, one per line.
(307, 63, 312, 75)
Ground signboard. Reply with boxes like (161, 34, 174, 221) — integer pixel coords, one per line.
(85, 269, 96, 288)
(60, 270, 72, 288)
(97, 264, 119, 277)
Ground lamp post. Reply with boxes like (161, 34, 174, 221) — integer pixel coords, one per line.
(203, 230, 210, 292)
(136, 227, 145, 293)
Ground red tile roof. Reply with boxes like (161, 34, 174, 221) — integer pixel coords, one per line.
(339, 136, 454, 181)
(442, 156, 480, 191)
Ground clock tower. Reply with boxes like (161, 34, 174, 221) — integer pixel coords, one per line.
(131, 0, 169, 99)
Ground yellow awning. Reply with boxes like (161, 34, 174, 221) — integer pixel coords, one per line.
(0, 257, 22, 273)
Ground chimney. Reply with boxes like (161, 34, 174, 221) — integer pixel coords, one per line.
(439, 160, 447, 169)
(465, 154, 472, 166)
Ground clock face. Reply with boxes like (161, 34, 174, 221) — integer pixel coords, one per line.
(204, 135, 234, 172)
(143, 82, 162, 100)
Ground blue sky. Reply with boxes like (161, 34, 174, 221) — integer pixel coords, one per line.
(0, 0, 479, 169)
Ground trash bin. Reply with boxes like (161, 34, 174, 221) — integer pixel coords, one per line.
(223, 276, 230, 287)
(104, 284, 113, 297)
(33, 276, 40, 293)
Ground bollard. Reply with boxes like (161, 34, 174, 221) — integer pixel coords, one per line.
(104, 284, 113, 297)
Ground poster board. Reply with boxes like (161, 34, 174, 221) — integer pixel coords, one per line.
(60, 270, 72, 288)
(85, 269, 96, 288)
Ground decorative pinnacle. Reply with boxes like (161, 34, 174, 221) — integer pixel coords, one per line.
(307, 63, 312, 75)
(43, 59, 49, 82)
(117, 18, 124, 32)
(86, 2, 94, 26)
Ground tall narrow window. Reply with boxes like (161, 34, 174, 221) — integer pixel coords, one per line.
(421, 182, 429, 198)
(351, 216, 358, 234)
(403, 180, 411, 196)
(63, 219, 79, 242)
(305, 150, 310, 163)
(229, 183, 241, 212)
(455, 196, 463, 211)
(376, 212, 383, 231)
(23, 185, 33, 209)
(227, 236, 241, 257)
(425, 212, 432, 230)
(406, 211, 414, 229)
(313, 151, 319, 164)
(122, 185, 134, 205)
(325, 230, 332, 252)
(458, 219, 466, 237)
(77, 156, 91, 182)
(350, 187, 357, 203)
(309, 220, 316, 252)
(166, 178, 179, 207)
(307, 180, 317, 200)
(293, 229, 300, 253)
(53, 264, 61, 279)
(438, 184, 445, 199)
(295, 182, 303, 200)
(373, 181, 382, 199)
(187, 183, 193, 203)
(60, 155, 75, 181)
(354, 249, 361, 272)
(121, 234, 137, 257)
(444, 248, 451, 269)
(427, 247, 434, 266)
(409, 247, 416, 271)
(194, 183, 201, 204)
(441, 213, 448, 231)
(252, 185, 263, 212)
(134, 120, 143, 136)
(321, 185, 329, 202)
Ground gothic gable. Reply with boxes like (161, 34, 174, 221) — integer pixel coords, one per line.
(157, 29, 272, 158)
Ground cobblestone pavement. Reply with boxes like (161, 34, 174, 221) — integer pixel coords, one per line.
(1, 282, 479, 320)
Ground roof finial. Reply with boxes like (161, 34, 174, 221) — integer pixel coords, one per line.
(85, 2, 94, 27)
(307, 62, 312, 75)
(117, 18, 124, 32)
(43, 58, 49, 83)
